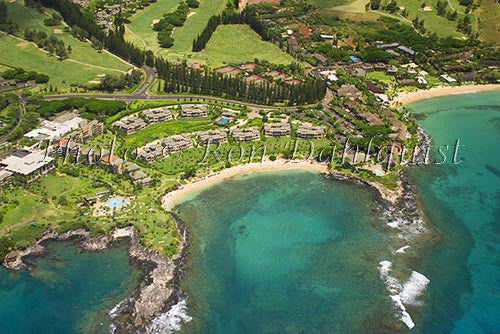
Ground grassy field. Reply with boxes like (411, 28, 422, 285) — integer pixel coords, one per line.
(194, 25, 294, 67)
(1, 1, 132, 91)
(124, 0, 183, 52)
(162, 0, 227, 61)
(374, 0, 472, 38)
(479, 0, 500, 43)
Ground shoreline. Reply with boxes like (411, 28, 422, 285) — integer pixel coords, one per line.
(2, 226, 188, 334)
(161, 160, 329, 211)
(392, 83, 500, 107)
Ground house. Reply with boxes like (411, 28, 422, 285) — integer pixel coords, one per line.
(416, 76, 428, 85)
(376, 42, 399, 49)
(287, 36, 298, 52)
(0, 150, 54, 182)
(337, 84, 361, 100)
(300, 26, 312, 38)
(366, 81, 385, 94)
(440, 74, 457, 83)
(349, 55, 362, 63)
(231, 127, 260, 142)
(457, 72, 476, 82)
(397, 46, 416, 57)
(113, 116, 147, 135)
(181, 104, 209, 118)
(349, 68, 366, 78)
(296, 124, 325, 139)
(198, 130, 227, 145)
(478, 59, 500, 68)
(397, 78, 416, 86)
(214, 65, 241, 77)
(312, 53, 328, 66)
(386, 65, 398, 74)
(374, 63, 388, 71)
(142, 107, 173, 123)
(264, 122, 291, 137)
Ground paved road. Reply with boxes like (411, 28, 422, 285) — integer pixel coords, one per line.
(131, 65, 157, 97)
(44, 93, 306, 111)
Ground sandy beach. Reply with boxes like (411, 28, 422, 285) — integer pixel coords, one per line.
(162, 160, 328, 210)
(392, 84, 500, 107)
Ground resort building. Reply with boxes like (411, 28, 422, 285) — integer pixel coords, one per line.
(100, 154, 124, 174)
(162, 134, 193, 153)
(142, 107, 173, 123)
(112, 116, 147, 135)
(0, 150, 55, 182)
(138, 135, 193, 162)
(264, 122, 291, 137)
(296, 124, 326, 139)
(75, 120, 104, 143)
(181, 104, 209, 118)
(198, 129, 227, 145)
(25, 114, 85, 141)
(138, 142, 165, 162)
(0, 169, 12, 185)
(123, 162, 151, 186)
(231, 127, 260, 142)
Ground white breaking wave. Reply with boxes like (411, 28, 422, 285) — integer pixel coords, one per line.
(400, 271, 430, 306)
(394, 245, 410, 254)
(146, 299, 192, 334)
(378, 261, 430, 330)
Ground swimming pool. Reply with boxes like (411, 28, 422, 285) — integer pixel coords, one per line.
(217, 117, 230, 125)
(105, 197, 128, 209)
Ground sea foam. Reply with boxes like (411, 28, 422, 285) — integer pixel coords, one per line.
(378, 261, 430, 330)
(146, 299, 192, 334)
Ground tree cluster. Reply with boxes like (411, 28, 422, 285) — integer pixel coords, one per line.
(153, 1, 191, 48)
(43, 12, 62, 26)
(155, 60, 326, 105)
(97, 69, 142, 92)
(0, 1, 18, 34)
(24, 29, 70, 59)
(1, 67, 49, 83)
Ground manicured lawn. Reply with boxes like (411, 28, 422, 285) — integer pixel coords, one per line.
(366, 71, 394, 84)
(124, 0, 183, 52)
(479, 0, 500, 43)
(162, 0, 227, 61)
(124, 118, 216, 146)
(0, 34, 127, 91)
(194, 25, 294, 67)
(382, 0, 472, 38)
(332, 0, 370, 13)
(1, 1, 132, 91)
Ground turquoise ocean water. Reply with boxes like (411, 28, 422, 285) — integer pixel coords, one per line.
(407, 90, 500, 334)
(0, 91, 497, 334)
(0, 241, 140, 334)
